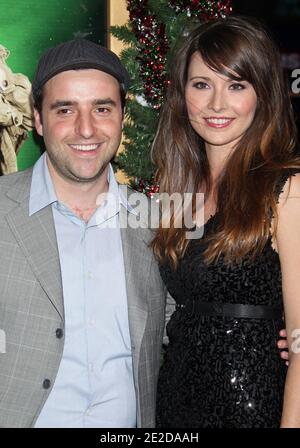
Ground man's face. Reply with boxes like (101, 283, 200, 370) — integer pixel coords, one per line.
(34, 69, 123, 184)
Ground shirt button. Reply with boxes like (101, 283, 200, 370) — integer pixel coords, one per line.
(89, 319, 95, 326)
(87, 271, 92, 279)
(43, 379, 51, 389)
(89, 363, 94, 372)
(55, 328, 63, 339)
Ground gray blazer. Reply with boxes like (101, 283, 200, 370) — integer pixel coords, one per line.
(0, 168, 167, 428)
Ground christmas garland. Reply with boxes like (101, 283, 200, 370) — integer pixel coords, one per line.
(127, 0, 170, 109)
(169, 0, 233, 20)
(125, 1, 232, 196)
(127, 0, 233, 110)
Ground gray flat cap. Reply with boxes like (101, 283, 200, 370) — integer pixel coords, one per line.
(32, 38, 130, 99)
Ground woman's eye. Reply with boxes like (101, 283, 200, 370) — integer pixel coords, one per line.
(229, 83, 245, 90)
(193, 81, 208, 89)
(193, 82, 209, 89)
(2, 80, 8, 87)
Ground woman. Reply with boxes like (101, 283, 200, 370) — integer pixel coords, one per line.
(152, 16, 300, 428)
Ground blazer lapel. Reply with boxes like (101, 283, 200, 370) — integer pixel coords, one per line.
(120, 212, 149, 350)
(4, 171, 64, 321)
(120, 206, 151, 407)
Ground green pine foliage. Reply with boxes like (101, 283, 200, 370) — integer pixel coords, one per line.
(110, 2, 199, 184)
(111, 25, 159, 182)
(109, 24, 137, 45)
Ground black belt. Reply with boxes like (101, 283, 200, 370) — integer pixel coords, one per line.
(177, 301, 283, 320)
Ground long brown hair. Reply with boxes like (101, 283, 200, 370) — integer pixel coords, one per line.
(151, 15, 299, 268)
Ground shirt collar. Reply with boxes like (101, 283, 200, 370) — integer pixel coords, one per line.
(29, 153, 135, 217)
(108, 164, 136, 215)
(91, 165, 136, 226)
(29, 153, 57, 216)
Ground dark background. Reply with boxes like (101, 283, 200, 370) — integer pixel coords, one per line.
(233, 0, 300, 138)
(0, 0, 107, 170)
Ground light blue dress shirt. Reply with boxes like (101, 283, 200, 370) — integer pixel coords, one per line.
(32, 154, 136, 428)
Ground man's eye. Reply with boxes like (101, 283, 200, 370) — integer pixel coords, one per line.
(57, 108, 72, 114)
(2, 80, 8, 88)
(96, 107, 109, 113)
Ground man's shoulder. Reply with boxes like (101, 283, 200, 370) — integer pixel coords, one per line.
(0, 168, 33, 186)
(0, 168, 33, 200)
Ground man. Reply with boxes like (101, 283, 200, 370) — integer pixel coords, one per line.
(0, 39, 167, 428)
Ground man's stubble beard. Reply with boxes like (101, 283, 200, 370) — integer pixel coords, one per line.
(46, 146, 112, 185)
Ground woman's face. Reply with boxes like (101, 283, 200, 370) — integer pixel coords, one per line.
(185, 52, 257, 154)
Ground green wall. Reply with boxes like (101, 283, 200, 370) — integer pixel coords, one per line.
(0, 0, 107, 170)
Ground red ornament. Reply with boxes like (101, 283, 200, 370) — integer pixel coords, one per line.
(136, 177, 160, 197)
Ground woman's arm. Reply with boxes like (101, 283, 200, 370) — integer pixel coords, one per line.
(275, 173, 300, 427)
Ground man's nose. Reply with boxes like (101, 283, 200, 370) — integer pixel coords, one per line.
(75, 112, 95, 139)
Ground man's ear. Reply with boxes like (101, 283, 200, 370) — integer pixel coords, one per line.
(33, 108, 43, 136)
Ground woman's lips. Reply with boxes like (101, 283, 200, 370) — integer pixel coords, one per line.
(204, 117, 235, 128)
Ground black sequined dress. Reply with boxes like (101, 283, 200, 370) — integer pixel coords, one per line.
(156, 177, 290, 428)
